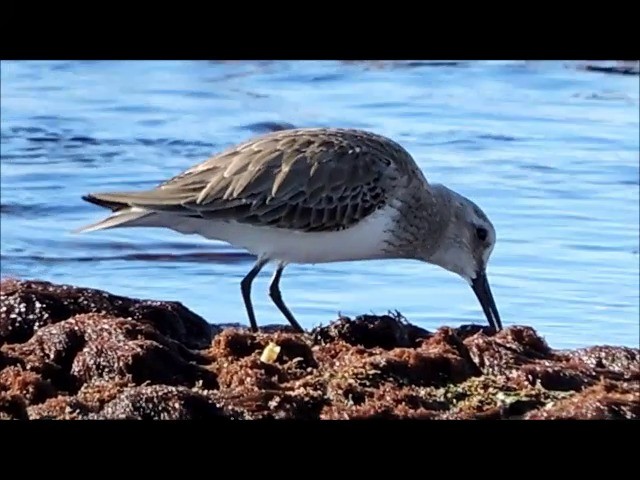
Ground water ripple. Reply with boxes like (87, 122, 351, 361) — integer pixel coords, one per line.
(0, 251, 254, 265)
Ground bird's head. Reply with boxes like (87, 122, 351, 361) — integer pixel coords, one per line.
(426, 186, 503, 331)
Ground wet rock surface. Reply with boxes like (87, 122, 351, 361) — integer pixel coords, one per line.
(1, 278, 638, 419)
(0, 278, 213, 348)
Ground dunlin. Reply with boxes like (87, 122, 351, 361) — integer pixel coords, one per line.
(78, 127, 502, 333)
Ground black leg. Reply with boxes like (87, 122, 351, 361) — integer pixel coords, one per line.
(268, 263, 304, 333)
(240, 258, 268, 332)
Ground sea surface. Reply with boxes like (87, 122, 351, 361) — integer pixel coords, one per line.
(1, 60, 638, 349)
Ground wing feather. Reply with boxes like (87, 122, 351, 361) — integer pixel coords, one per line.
(83, 128, 418, 232)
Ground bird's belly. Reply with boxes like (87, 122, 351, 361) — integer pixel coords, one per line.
(158, 206, 397, 264)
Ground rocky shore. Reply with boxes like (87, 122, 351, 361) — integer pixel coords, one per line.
(1, 278, 638, 420)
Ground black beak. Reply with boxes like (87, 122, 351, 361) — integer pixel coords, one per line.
(471, 270, 503, 331)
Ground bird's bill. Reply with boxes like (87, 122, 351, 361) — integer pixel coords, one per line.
(471, 270, 503, 331)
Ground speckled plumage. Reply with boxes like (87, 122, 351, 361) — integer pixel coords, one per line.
(82, 128, 419, 231)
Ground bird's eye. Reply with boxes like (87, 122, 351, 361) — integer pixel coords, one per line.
(476, 226, 488, 242)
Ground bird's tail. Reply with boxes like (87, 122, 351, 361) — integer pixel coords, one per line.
(74, 209, 153, 233)
(74, 193, 153, 233)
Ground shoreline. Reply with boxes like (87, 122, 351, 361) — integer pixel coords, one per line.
(1, 278, 638, 419)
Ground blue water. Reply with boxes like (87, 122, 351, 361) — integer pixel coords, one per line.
(1, 60, 638, 349)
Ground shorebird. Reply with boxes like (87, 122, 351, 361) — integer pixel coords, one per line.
(77, 127, 502, 333)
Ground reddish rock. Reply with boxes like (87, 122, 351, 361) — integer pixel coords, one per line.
(310, 313, 431, 349)
(1, 278, 638, 420)
(97, 385, 224, 420)
(0, 365, 56, 404)
(0, 278, 213, 348)
(3, 313, 218, 394)
(525, 381, 640, 419)
(563, 345, 640, 379)
(0, 391, 28, 419)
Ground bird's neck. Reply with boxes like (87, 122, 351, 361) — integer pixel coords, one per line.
(383, 182, 454, 260)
